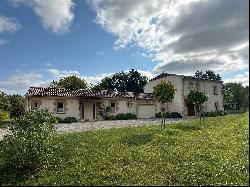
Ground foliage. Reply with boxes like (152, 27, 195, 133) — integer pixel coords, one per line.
(204, 110, 228, 117)
(187, 90, 208, 116)
(105, 113, 137, 120)
(0, 92, 10, 112)
(222, 82, 249, 108)
(155, 112, 182, 118)
(0, 109, 57, 172)
(194, 70, 221, 81)
(152, 80, 176, 107)
(0, 111, 10, 121)
(98, 103, 112, 119)
(0, 114, 248, 185)
(55, 117, 63, 123)
(50, 75, 88, 90)
(63, 117, 77, 123)
(92, 69, 148, 93)
(8, 94, 25, 118)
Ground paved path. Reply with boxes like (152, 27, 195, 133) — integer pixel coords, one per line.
(0, 118, 189, 140)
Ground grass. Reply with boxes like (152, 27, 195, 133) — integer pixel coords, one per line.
(0, 113, 249, 186)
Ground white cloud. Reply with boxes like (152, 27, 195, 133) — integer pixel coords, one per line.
(0, 72, 49, 94)
(0, 16, 22, 33)
(224, 72, 249, 87)
(91, 0, 249, 75)
(12, 0, 75, 33)
(48, 68, 80, 79)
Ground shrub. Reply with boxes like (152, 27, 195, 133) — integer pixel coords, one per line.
(155, 112, 182, 118)
(105, 113, 137, 120)
(0, 109, 57, 171)
(0, 111, 10, 121)
(55, 117, 63, 123)
(205, 110, 227, 117)
(63, 117, 77, 123)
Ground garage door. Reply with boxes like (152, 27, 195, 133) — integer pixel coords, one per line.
(138, 104, 155, 119)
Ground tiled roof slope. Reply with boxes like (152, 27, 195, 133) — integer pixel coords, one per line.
(149, 73, 223, 82)
(26, 87, 154, 99)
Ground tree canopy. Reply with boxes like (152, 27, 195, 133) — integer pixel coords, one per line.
(50, 75, 88, 90)
(187, 90, 208, 115)
(222, 82, 249, 108)
(194, 70, 221, 81)
(152, 80, 176, 106)
(92, 69, 148, 93)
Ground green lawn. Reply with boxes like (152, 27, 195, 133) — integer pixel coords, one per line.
(1, 113, 249, 186)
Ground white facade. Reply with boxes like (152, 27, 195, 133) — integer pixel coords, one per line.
(144, 74, 224, 116)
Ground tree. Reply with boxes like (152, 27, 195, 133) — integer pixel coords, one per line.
(50, 75, 88, 90)
(194, 70, 221, 81)
(8, 94, 25, 118)
(222, 83, 249, 110)
(92, 69, 148, 93)
(0, 91, 10, 112)
(152, 80, 176, 129)
(187, 90, 208, 117)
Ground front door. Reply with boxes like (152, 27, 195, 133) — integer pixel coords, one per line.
(81, 102, 96, 121)
(187, 102, 195, 116)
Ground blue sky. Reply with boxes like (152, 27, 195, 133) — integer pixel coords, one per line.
(0, 0, 249, 94)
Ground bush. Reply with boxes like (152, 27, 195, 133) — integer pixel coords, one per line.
(155, 112, 182, 118)
(0, 109, 57, 171)
(63, 117, 77, 123)
(205, 110, 228, 117)
(55, 117, 63, 123)
(0, 111, 10, 121)
(105, 113, 137, 120)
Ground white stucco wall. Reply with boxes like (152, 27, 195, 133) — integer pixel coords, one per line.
(28, 97, 81, 120)
(183, 79, 223, 114)
(144, 75, 184, 115)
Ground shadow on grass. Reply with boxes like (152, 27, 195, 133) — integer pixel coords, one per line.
(172, 124, 203, 131)
(121, 134, 153, 146)
(0, 164, 35, 185)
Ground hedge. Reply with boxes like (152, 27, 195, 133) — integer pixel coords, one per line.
(105, 113, 137, 120)
(155, 112, 182, 118)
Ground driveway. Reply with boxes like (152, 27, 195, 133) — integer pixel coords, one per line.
(0, 118, 188, 140)
(55, 118, 188, 134)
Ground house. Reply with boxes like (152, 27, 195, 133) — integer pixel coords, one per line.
(25, 72, 223, 121)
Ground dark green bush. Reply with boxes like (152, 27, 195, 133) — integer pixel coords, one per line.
(105, 113, 137, 120)
(155, 112, 182, 118)
(205, 110, 228, 117)
(55, 117, 63, 123)
(0, 109, 57, 171)
(63, 117, 77, 123)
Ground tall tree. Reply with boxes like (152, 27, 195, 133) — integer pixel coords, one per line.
(0, 91, 10, 112)
(93, 69, 148, 92)
(152, 80, 176, 129)
(222, 83, 249, 109)
(8, 94, 25, 118)
(194, 70, 221, 81)
(50, 75, 88, 90)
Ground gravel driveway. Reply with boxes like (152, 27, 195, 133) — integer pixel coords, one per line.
(0, 118, 188, 140)
(55, 118, 187, 134)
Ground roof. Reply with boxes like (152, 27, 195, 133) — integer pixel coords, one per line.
(26, 87, 153, 100)
(149, 73, 223, 83)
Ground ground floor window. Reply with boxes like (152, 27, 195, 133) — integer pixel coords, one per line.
(214, 102, 219, 111)
(57, 102, 64, 113)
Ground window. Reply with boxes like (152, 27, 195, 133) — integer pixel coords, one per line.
(213, 85, 218, 95)
(57, 102, 64, 113)
(110, 102, 116, 111)
(93, 103, 96, 119)
(34, 103, 38, 108)
(214, 102, 219, 111)
(127, 101, 133, 108)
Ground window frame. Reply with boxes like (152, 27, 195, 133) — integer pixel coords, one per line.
(213, 85, 218, 95)
(56, 102, 65, 113)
